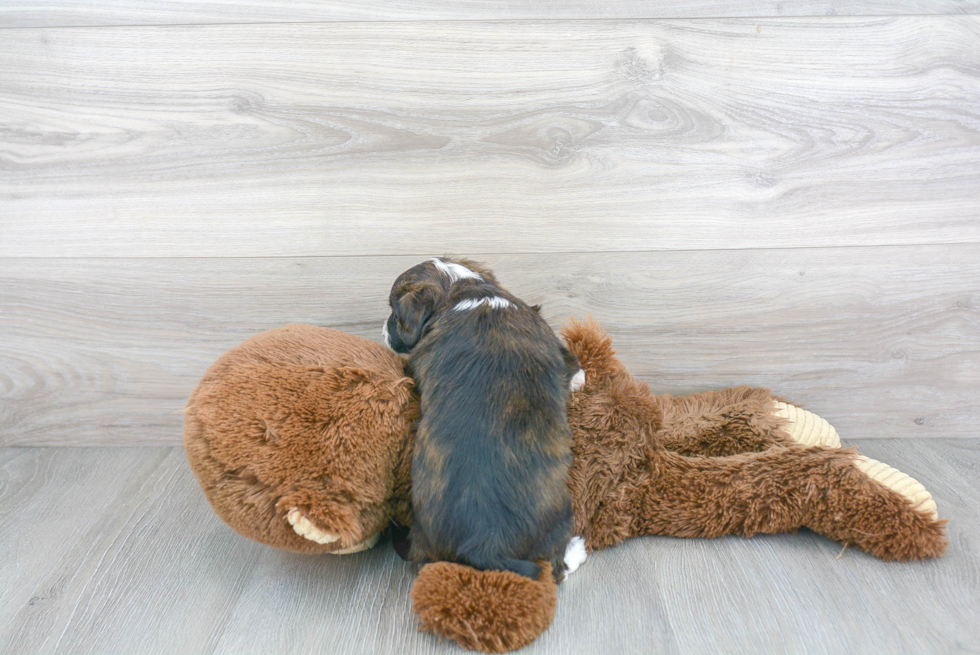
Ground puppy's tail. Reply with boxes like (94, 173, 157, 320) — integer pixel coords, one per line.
(411, 561, 557, 653)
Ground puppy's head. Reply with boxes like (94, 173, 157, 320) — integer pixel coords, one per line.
(383, 258, 486, 353)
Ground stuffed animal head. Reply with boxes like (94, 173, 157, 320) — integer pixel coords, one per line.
(184, 325, 417, 554)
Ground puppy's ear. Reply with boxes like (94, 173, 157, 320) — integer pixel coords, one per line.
(393, 284, 441, 350)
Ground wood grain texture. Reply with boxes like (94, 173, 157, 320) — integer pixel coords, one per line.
(3, 0, 980, 28)
(0, 441, 977, 653)
(2, 245, 977, 446)
(2, 17, 980, 257)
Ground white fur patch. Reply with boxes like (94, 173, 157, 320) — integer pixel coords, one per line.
(570, 368, 586, 392)
(381, 320, 392, 349)
(564, 536, 587, 574)
(453, 297, 512, 311)
(429, 257, 482, 283)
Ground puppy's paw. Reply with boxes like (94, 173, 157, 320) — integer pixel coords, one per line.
(570, 369, 586, 393)
(563, 536, 587, 574)
(285, 508, 340, 545)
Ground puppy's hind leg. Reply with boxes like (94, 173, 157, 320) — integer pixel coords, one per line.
(549, 551, 568, 583)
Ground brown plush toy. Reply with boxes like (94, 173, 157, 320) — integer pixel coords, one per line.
(184, 320, 947, 653)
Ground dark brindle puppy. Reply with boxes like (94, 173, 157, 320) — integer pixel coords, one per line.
(383, 257, 584, 581)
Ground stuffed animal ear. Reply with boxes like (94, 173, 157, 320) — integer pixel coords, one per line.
(392, 284, 441, 350)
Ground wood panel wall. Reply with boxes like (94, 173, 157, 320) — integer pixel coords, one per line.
(3, 1, 978, 27)
(1, 3, 978, 446)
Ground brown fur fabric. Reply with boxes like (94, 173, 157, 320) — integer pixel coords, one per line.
(184, 325, 416, 553)
(184, 318, 948, 653)
(655, 385, 797, 457)
(411, 561, 557, 654)
(627, 447, 948, 561)
(561, 318, 947, 559)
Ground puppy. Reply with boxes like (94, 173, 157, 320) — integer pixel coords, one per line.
(383, 257, 583, 581)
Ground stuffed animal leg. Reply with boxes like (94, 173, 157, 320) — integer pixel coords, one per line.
(625, 447, 945, 561)
(655, 385, 840, 456)
(561, 319, 948, 561)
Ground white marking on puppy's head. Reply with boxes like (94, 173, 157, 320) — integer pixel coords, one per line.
(564, 536, 587, 574)
(429, 258, 482, 283)
(570, 368, 586, 392)
(381, 319, 392, 350)
(453, 297, 512, 311)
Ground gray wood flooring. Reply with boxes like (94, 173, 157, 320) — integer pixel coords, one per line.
(0, 439, 977, 654)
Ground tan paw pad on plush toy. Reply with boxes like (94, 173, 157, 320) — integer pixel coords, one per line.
(285, 508, 340, 545)
(773, 401, 842, 449)
(284, 508, 381, 553)
(853, 456, 939, 519)
(332, 533, 381, 554)
(772, 402, 938, 519)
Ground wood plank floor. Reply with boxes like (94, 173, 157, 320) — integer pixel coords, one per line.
(1, 440, 977, 654)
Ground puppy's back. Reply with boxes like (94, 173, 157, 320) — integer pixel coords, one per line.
(410, 304, 574, 579)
